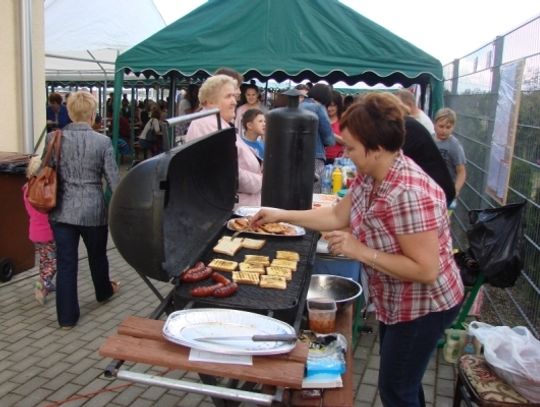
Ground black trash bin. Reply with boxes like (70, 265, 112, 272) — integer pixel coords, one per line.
(0, 152, 35, 281)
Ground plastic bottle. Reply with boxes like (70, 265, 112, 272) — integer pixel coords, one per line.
(463, 333, 476, 355)
(332, 166, 342, 194)
(321, 165, 333, 194)
(443, 333, 461, 363)
(342, 165, 355, 189)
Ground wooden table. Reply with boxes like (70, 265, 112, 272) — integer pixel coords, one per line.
(99, 307, 353, 406)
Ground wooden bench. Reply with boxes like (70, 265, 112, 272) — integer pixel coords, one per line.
(99, 306, 354, 406)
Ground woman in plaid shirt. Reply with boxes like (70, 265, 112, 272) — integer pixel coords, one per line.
(252, 92, 464, 406)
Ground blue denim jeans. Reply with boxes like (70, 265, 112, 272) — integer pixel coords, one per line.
(378, 303, 461, 407)
(51, 222, 113, 327)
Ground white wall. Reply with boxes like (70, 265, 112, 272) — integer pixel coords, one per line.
(0, 0, 46, 154)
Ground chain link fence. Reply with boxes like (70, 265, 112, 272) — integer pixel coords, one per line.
(442, 15, 540, 336)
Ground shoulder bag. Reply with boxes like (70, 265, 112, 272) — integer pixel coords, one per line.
(27, 130, 62, 213)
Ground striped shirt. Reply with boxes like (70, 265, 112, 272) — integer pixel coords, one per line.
(350, 151, 463, 324)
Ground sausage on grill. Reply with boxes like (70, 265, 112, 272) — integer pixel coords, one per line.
(211, 272, 231, 285)
(212, 282, 238, 298)
(181, 265, 213, 282)
(190, 283, 224, 297)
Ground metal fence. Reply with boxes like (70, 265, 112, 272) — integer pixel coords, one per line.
(442, 15, 540, 336)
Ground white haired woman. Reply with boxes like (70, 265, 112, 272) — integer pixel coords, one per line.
(186, 74, 262, 208)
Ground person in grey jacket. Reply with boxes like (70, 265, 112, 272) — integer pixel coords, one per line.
(46, 90, 120, 329)
(300, 83, 335, 192)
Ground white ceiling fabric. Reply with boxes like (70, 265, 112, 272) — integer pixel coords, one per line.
(44, 0, 166, 82)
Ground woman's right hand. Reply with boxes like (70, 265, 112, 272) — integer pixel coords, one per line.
(250, 208, 285, 228)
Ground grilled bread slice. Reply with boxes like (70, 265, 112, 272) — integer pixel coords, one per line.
(219, 236, 244, 244)
(241, 238, 266, 250)
(239, 262, 266, 274)
(259, 275, 287, 290)
(244, 255, 271, 266)
(266, 266, 292, 281)
(275, 250, 300, 261)
(232, 271, 260, 285)
(208, 258, 238, 272)
(213, 239, 242, 256)
(271, 259, 297, 271)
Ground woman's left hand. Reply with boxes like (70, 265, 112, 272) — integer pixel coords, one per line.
(325, 230, 361, 259)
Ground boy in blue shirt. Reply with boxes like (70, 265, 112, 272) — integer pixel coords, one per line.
(241, 108, 266, 160)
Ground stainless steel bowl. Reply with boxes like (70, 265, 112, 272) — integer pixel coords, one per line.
(307, 274, 363, 310)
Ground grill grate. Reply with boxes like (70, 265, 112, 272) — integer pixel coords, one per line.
(173, 230, 318, 323)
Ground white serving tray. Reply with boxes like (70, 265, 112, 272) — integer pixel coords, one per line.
(163, 308, 297, 355)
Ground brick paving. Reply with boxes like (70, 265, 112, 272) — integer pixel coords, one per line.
(1, 206, 457, 407)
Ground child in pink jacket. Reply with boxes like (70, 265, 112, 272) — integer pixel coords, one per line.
(22, 156, 57, 305)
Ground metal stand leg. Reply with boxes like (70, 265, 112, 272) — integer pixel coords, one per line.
(352, 294, 373, 348)
(452, 274, 485, 329)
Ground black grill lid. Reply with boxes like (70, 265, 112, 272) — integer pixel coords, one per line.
(109, 128, 238, 282)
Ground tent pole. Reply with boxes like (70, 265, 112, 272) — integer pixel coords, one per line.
(168, 75, 176, 150)
(429, 78, 444, 117)
(98, 87, 102, 118)
(130, 87, 136, 152)
(86, 50, 110, 132)
(103, 79, 108, 132)
(112, 69, 124, 162)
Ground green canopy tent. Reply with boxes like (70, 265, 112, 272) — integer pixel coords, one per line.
(112, 0, 444, 148)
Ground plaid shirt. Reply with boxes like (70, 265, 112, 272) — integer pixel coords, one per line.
(350, 152, 464, 324)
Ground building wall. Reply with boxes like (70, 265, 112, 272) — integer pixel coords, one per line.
(0, 0, 45, 154)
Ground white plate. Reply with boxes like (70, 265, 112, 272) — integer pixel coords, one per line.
(226, 218, 305, 237)
(234, 206, 266, 217)
(162, 308, 297, 355)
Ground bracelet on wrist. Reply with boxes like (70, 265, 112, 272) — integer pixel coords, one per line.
(370, 250, 379, 270)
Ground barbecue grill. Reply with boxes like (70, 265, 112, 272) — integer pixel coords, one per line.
(109, 116, 318, 328)
(105, 110, 320, 406)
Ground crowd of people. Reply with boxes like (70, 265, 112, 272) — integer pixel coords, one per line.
(46, 79, 466, 208)
(38, 74, 469, 406)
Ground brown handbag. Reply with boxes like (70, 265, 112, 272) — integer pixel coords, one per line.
(27, 130, 62, 213)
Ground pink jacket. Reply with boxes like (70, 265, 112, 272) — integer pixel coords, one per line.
(235, 134, 263, 208)
(185, 110, 231, 142)
(22, 183, 54, 243)
(186, 112, 262, 208)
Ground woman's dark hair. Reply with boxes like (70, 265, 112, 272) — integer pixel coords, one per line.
(343, 95, 355, 110)
(241, 108, 264, 130)
(150, 106, 162, 120)
(307, 83, 332, 107)
(240, 83, 260, 105)
(340, 92, 405, 153)
(185, 84, 200, 111)
(330, 90, 344, 119)
(48, 92, 63, 105)
(214, 67, 244, 86)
